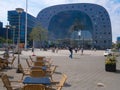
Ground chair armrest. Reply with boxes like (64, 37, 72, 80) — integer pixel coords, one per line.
(10, 80, 22, 83)
(23, 68, 30, 71)
(51, 81, 59, 84)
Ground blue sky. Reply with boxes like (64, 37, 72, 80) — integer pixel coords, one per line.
(0, 0, 120, 42)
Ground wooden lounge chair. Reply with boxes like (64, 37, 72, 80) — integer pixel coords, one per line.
(7, 56, 16, 68)
(36, 56, 45, 61)
(34, 61, 45, 66)
(18, 64, 30, 80)
(30, 69, 46, 77)
(56, 74, 67, 90)
(1, 73, 22, 90)
(22, 84, 46, 90)
(48, 74, 67, 90)
(26, 58, 47, 67)
(26, 59, 33, 68)
(0, 61, 6, 70)
(29, 55, 34, 62)
(46, 65, 57, 81)
(0, 58, 8, 68)
(29, 55, 52, 67)
(19, 64, 47, 79)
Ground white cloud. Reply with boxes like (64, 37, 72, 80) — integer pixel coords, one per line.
(0, 0, 120, 42)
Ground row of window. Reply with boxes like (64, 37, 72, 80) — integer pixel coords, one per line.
(39, 4, 106, 18)
(95, 40, 112, 44)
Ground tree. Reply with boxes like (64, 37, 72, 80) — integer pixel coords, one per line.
(29, 24, 48, 48)
(30, 24, 48, 41)
(116, 43, 120, 49)
(0, 37, 6, 43)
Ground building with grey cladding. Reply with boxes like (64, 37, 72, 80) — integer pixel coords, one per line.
(37, 3, 112, 49)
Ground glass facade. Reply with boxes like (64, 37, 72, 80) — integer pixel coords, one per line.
(49, 11, 93, 39)
(0, 22, 2, 28)
(117, 37, 120, 43)
(0, 22, 6, 39)
(8, 10, 37, 44)
(0, 22, 2, 37)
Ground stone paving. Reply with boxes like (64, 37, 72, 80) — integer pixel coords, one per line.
(0, 49, 120, 90)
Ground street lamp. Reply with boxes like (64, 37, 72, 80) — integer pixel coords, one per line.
(12, 26, 16, 56)
(12, 26, 16, 45)
(78, 30, 81, 48)
(6, 25, 11, 47)
(25, 0, 28, 50)
(5, 25, 11, 58)
(16, 8, 24, 73)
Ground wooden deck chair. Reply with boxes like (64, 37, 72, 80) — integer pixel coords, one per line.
(50, 74, 67, 90)
(30, 69, 46, 77)
(29, 55, 34, 62)
(1, 73, 22, 90)
(34, 61, 45, 66)
(7, 56, 16, 68)
(18, 64, 30, 80)
(0, 61, 5, 69)
(36, 56, 45, 61)
(0, 58, 8, 68)
(57, 74, 67, 90)
(26, 59, 33, 68)
(22, 84, 46, 90)
(47, 65, 57, 81)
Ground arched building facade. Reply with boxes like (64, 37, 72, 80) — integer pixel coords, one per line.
(37, 3, 112, 49)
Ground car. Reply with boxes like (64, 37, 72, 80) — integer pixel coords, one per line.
(104, 49, 113, 56)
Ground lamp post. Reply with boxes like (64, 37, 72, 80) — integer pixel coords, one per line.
(78, 30, 81, 48)
(5, 25, 11, 58)
(25, 0, 28, 50)
(12, 26, 16, 45)
(6, 25, 11, 47)
(12, 26, 16, 56)
(16, 8, 24, 73)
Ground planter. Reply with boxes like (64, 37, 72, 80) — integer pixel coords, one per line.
(105, 64, 116, 72)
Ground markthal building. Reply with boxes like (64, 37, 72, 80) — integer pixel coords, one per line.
(37, 3, 112, 49)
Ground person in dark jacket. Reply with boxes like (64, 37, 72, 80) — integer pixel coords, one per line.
(69, 46, 73, 59)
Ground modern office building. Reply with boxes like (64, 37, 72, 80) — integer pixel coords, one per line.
(37, 3, 112, 49)
(0, 22, 6, 39)
(117, 37, 120, 43)
(0, 21, 3, 37)
(8, 10, 37, 46)
(0, 21, 2, 29)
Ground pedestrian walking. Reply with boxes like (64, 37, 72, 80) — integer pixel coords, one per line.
(81, 47, 84, 55)
(74, 47, 78, 53)
(69, 46, 73, 59)
(56, 47, 59, 53)
(32, 47, 35, 56)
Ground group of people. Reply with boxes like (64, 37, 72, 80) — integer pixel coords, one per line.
(68, 46, 84, 59)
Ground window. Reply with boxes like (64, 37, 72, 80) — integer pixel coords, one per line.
(104, 40, 106, 43)
(84, 5, 86, 7)
(108, 32, 111, 34)
(71, 6, 74, 8)
(85, 9, 87, 11)
(90, 8, 93, 11)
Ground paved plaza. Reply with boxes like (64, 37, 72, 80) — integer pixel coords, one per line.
(0, 49, 120, 90)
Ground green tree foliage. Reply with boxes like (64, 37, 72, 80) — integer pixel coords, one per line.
(29, 24, 48, 41)
(116, 43, 120, 49)
(0, 37, 6, 43)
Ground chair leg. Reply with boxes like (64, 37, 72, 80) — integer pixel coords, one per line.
(11, 64, 14, 68)
(21, 74, 24, 80)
